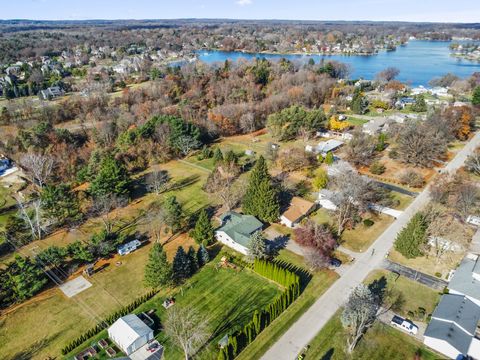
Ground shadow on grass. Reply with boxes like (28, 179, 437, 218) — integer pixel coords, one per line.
(320, 348, 335, 360)
(7, 332, 61, 360)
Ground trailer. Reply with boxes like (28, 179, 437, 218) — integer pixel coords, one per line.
(117, 240, 142, 256)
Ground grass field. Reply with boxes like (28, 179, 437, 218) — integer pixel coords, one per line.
(341, 213, 394, 253)
(346, 117, 369, 126)
(236, 250, 339, 360)
(365, 270, 441, 319)
(304, 313, 437, 360)
(63, 252, 281, 360)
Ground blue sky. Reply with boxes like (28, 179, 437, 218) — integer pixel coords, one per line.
(3, 0, 479, 22)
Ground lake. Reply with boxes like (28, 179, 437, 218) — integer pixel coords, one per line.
(197, 41, 480, 87)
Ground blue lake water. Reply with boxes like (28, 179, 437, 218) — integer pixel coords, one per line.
(197, 41, 480, 87)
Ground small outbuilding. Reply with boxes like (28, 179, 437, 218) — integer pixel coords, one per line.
(108, 314, 154, 355)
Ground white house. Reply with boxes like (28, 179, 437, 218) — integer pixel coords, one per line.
(215, 212, 263, 255)
(280, 197, 316, 228)
(317, 190, 338, 211)
(305, 139, 344, 156)
(424, 294, 480, 360)
(467, 215, 480, 227)
(108, 314, 154, 355)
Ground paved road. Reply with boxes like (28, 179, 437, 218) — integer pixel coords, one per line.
(262, 131, 480, 360)
(382, 259, 447, 291)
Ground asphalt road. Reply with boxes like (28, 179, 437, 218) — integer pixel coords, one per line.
(382, 259, 447, 290)
(261, 131, 480, 360)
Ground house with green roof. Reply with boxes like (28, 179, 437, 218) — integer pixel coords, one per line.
(215, 211, 263, 255)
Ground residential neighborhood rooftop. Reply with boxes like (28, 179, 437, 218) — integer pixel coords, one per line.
(217, 211, 263, 248)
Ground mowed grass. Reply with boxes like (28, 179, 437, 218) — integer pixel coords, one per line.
(365, 270, 440, 318)
(346, 117, 369, 126)
(64, 253, 281, 360)
(236, 250, 339, 360)
(304, 313, 437, 360)
(341, 213, 394, 253)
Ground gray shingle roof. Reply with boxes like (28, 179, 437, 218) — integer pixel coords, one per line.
(217, 212, 263, 247)
(431, 294, 480, 335)
(449, 257, 480, 302)
(424, 319, 472, 355)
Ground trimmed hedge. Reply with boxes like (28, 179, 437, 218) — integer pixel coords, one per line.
(61, 289, 158, 355)
(217, 260, 301, 359)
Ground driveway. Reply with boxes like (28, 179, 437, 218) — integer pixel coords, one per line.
(261, 131, 480, 360)
(377, 308, 427, 342)
(382, 259, 447, 291)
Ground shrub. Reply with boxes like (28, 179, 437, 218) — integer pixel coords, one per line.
(435, 272, 442, 278)
(363, 219, 374, 227)
(388, 148, 399, 159)
(399, 170, 425, 188)
(369, 161, 386, 175)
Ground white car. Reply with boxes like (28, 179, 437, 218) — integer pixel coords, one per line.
(390, 315, 418, 335)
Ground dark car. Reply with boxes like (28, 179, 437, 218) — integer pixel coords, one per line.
(329, 258, 342, 267)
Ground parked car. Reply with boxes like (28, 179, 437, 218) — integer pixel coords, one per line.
(329, 257, 342, 267)
(390, 315, 418, 335)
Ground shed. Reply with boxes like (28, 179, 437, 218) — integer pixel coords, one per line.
(108, 314, 154, 355)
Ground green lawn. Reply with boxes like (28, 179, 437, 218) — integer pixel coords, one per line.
(365, 270, 441, 319)
(390, 191, 414, 210)
(236, 250, 339, 360)
(304, 313, 437, 360)
(65, 253, 281, 360)
(346, 117, 369, 126)
(341, 214, 394, 253)
(0, 186, 15, 210)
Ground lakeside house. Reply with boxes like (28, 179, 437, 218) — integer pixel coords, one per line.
(305, 139, 344, 156)
(215, 211, 263, 255)
(280, 196, 316, 228)
(39, 86, 65, 100)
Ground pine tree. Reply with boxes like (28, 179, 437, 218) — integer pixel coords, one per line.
(164, 195, 183, 233)
(190, 209, 214, 245)
(172, 246, 191, 283)
(247, 231, 268, 261)
(197, 245, 210, 267)
(90, 154, 131, 198)
(473, 86, 480, 106)
(213, 148, 224, 164)
(9, 255, 48, 301)
(144, 243, 172, 288)
(224, 150, 237, 165)
(242, 156, 280, 223)
(187, 246, 198, 274)
(394, 212, 429, 258)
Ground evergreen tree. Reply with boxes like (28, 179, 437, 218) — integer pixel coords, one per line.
(411, 94, 427, 112)
(242, 156, 280, 223)
(40, 183, 81, 225)
(9, 255, 48, 301)
(473, 86, 480, 106)
(351, 89, 369, 115)
(197, 244, 210, 267)
(90, 154, 131, 198)
(172, 246, 191, 283)
(187, 246, 198, 274)
(312, 168, 328, 190)
(394, 212, 429, 259)
(224, 150, 238, 165)
(144, 243, 172, 288)
(190, 209, 214, 245)
(247, 231, 268, 261)
(324, 151, 334, 165)
(164, 195, 183, 233)
(213, 148, 224, 164)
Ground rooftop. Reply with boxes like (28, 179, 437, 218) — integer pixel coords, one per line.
(281, 196, 315, 223)
(449, 254, 480, 302)
(217, 212, 263, 248)
(430, 294, 480, 336)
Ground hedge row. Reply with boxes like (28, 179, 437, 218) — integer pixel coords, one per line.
(217, 261, 301, 359)
(61, 289, 158, 355)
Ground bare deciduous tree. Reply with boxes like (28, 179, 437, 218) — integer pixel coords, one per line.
(20, 153, 54, 188)
(376, 67, 400, 83)
(15, 196, 45, 241)
(466, 149, 480, 176)
(146, 169, 170, 195)
(344, 131, 376, 166)
(176, 135, 202, 157)
(91, 194, 128, 234)
(164, 306, 209, 360)
(341, 284, 379, 353)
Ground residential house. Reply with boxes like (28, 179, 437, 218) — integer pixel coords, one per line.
(317, 189, 338, 211)
(108, 314, 154, 355)
(39, 86, 64, 100)
(215, 212, 263, 255)
(467, 215, 480, 227)
(448, 253, 480, 307)
(424, 294, 480, 359)
(305, 139, 344, 156)
(280, 197, 316, 228)
(362, 118, 392, 135)
(395, 97, 416, 109)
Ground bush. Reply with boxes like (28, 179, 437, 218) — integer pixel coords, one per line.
(435, 272, 442, 278)
(363, 219, 375, 227)
(388, 148, 399, 159)
(399, 170, 425, 188)
(369, 161, 386, 175)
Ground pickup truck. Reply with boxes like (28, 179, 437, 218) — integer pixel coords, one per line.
(390, 315, 418, 335)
